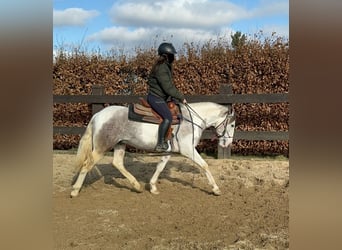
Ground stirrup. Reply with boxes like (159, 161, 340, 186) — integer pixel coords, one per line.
(155, 141, 171, 152)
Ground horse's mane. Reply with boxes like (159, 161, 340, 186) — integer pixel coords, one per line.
(185, 102, 228, 114)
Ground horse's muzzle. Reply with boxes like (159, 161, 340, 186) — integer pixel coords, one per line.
(219, 137, 233, 148)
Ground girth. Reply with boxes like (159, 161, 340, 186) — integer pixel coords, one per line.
(128, 98, 182, 125)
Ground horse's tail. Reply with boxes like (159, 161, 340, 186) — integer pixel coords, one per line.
(74, 121, 94, 172)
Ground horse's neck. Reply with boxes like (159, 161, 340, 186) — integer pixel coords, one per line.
(186, 102, 224, 128)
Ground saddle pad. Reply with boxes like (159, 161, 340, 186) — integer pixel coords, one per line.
(133, 103, 157, 117)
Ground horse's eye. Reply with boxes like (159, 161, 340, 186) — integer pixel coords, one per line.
(231, 124, 235, 127)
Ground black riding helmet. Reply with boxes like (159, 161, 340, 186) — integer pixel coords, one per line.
(158, 43, 177, 63)
(158, 42, 177, 55)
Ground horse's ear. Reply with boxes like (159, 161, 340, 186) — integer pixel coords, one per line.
(227, 105, 233, 114)
(228, 105, 235, 118)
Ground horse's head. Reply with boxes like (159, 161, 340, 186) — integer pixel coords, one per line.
(214, 107, 236, 148)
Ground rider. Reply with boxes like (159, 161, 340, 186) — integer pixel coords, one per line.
(147, 42, 187, 152)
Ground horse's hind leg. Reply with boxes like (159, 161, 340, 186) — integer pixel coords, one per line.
(71, 150, 103, 197)
(112, 143, 142, 192)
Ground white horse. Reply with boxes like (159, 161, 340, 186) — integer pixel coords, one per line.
(71, 102, 235, 197)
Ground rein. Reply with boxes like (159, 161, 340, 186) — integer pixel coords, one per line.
(183, 103, 206, 129)
(183, 103, 198, 153)
(183, 103, 199, 183)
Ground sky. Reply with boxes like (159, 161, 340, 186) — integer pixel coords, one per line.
(53, 0, 289, 55)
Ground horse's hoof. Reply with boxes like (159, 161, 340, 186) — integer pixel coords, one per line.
(134, 185, 143, 193)
(150, 189, 160, 195)
(70, 190, 79, 197)
(131, 181, 142, 192)
(212, 189, 222, 196)
(149, 184, 160, 194)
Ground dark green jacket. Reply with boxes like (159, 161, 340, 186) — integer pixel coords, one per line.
(147, 62, 185, 101)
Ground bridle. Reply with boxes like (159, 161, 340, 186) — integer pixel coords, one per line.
(215, 111, 235, 139)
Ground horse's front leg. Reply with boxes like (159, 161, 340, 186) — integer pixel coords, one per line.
(182, 149, 221, 195)
(149, 155, 171, 194)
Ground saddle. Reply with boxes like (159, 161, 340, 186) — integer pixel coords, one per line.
(128, 98, 182, 125)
